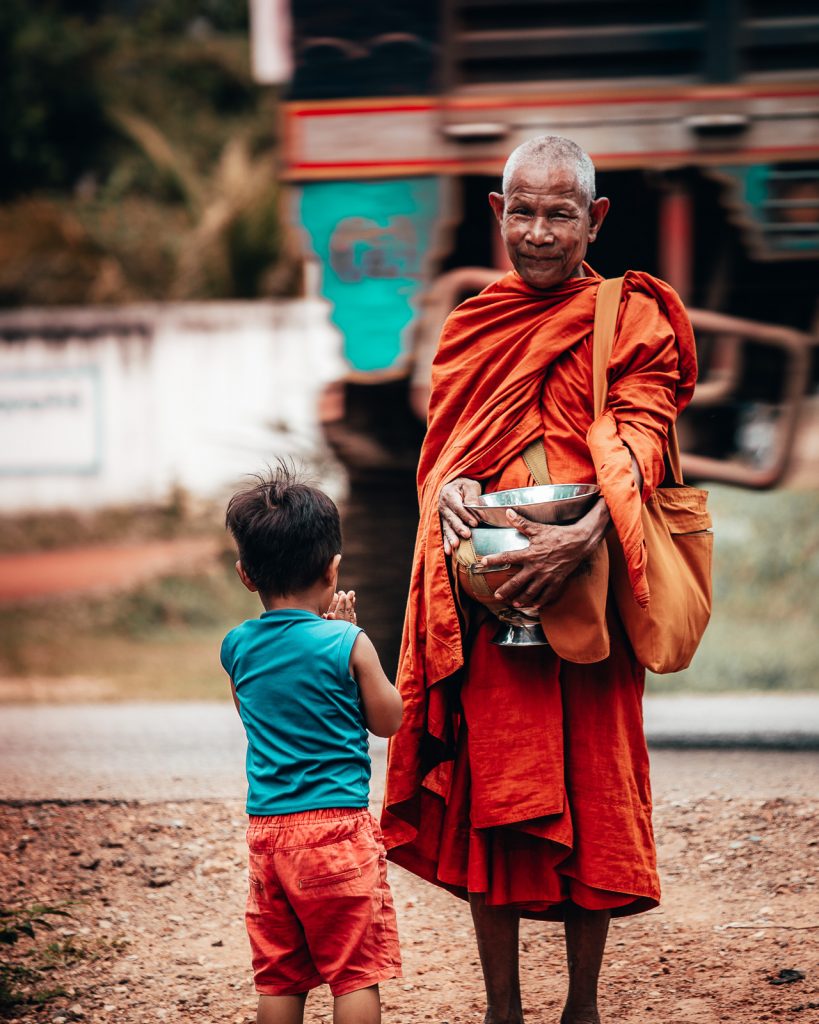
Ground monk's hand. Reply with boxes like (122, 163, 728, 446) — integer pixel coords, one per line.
(478, 499, 611, 608)
(438, 477, 482, 556)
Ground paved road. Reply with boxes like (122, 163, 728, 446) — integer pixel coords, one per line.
(1, 697, 817, 803)
(642, 693, 819, 748)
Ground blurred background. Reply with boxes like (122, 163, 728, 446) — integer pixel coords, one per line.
(0, 0, 817, 699)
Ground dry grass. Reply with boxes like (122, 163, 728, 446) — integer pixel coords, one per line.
(0, 555, 258, 703)
(0, 484, 816, 701)
(648, 484, 819, 693)
(0, 490, 215, 556)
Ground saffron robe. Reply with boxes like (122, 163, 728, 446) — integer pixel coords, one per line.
(381, 266, 698, 918)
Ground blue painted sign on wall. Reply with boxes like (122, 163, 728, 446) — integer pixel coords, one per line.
(0, 367, 102, 476)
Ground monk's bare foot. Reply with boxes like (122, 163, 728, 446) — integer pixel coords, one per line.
(560, 1005, 600, 1024)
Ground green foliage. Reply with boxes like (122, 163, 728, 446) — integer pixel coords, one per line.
(0, 2, 111, 198)
(0, 902, 127, 1013)
(171, 135, 294, 299)
(0, 904, 72, 1013)
(226, 174, 284, 298)
(0, 904, 71, 947)
(127, 0, 249, 36)
(0, 1, 294, 303)
(40, 935, 129, 967)
(108, 107, 205, 214)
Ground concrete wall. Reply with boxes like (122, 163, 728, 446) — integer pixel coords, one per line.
(0, 300, 345, 512)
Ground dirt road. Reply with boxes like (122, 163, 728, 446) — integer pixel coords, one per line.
(1, 745, 817, 1024)
(0, 538, 220, 602)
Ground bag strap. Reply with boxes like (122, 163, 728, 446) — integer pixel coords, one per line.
(592, 277, 684, 486)
(521, 438, 552, 485)
(592, 277, 624, 418)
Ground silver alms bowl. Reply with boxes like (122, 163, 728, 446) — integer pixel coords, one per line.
(468, 526, 530, 558)
(464, 528, 550, 648)
(465, 483, 600, 528)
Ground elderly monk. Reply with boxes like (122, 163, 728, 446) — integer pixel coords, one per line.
(381, 135, 697, 1024)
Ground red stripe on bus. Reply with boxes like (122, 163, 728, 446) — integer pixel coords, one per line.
(290, 144, 819, 170)
(287, 85, 819, 119)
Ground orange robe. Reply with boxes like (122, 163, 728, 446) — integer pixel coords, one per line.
(381, 266, 698, 919)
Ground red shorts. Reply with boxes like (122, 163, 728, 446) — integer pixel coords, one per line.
(246, 808, 402, 997)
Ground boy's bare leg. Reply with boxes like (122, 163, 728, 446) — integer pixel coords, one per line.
(560, 905, 611, 1024)
(334, 983, 381, 1024)
(257, 993, 308, 1024)
(469, 893, 524, 1024)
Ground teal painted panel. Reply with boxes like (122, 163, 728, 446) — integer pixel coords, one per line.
(300, 178, 444, 373)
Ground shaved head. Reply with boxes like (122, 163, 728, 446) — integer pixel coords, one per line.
(502, 136, 596, 206)
(489, 135, 609, 289)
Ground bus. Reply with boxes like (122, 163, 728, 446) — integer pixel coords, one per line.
(253, 0, 819, 664)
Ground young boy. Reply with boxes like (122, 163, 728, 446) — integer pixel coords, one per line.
(221, 467, 403, 1024)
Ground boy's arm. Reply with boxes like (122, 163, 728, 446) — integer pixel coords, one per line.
(349, 633, 403, 738)
(221, 632, 240, 715)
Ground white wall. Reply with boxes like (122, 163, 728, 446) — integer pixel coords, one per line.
(0, 299, 346, 512)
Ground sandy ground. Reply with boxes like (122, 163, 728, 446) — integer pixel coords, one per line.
(1, 749, 817, 1024)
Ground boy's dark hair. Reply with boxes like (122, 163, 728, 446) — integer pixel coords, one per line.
(225, 464, 342, 597)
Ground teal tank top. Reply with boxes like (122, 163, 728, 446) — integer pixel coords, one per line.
(220, 609, 369, 816)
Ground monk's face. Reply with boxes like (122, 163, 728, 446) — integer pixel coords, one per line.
(489, 163, 610, 290)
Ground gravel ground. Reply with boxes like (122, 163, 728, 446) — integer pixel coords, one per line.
(1, 749, 817, 1024)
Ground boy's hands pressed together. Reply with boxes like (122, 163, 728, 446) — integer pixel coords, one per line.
(351, 631, 403, 737)
(324, 589, 357, 623)
(325, 588, 403, 736)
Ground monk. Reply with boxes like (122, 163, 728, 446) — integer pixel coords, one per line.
(380, 135, 698, 1024)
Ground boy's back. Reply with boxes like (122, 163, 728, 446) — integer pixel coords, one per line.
(221, 609, 370, 816)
